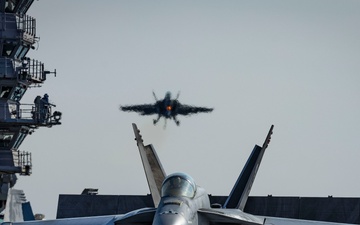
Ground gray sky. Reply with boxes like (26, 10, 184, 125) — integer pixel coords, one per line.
(16, 0, 360, 219)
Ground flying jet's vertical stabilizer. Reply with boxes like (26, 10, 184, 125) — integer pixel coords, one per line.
(132, 123, 166, 207)
(223, 125, 274, 210)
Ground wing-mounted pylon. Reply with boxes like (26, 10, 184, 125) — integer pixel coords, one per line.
(132, 123, 166, 207)
(223, 125, 274, 210)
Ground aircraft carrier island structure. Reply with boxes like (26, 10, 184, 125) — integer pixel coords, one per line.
(0, 0, 61, 218)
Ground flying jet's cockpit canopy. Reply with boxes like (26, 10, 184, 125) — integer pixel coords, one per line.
(164, 92, 172, 101)
(161, 173, 196, 198)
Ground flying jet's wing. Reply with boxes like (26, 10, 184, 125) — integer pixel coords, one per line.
(120, 104, 157, 115)
(176, 103, 213, 116)
(198, 208, 264, 225)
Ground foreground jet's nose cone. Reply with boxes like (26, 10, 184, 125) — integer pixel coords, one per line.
(153, 213, 188, 225)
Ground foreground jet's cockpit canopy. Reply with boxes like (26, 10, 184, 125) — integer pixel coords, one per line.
(161, 173, 196, 198)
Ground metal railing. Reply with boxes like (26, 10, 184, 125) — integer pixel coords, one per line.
(0, 58, 45, 82)
(0, 102, 33, 120)
(26, 58, 45, 81)
(0, 102, 61, 126)
(18, 58, 46, 82)
(16, 14, 36, 37)
(13, 150, 32, 175)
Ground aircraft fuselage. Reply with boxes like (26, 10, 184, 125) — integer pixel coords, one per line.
(159, 92, 176, 119)
(153, 173, 210, 225)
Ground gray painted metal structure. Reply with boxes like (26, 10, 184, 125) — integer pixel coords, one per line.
(224, 125, 273, 210)
(0, 0, 61, 221)
(133, 123, 165, 207)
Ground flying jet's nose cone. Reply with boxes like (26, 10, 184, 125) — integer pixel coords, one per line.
(153, 213, 188, 225)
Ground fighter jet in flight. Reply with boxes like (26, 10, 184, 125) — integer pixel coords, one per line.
(120, 91, 213, 127)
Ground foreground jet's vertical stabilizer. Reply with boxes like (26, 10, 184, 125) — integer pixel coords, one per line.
(223, 125, 274, 210)
(132, 123, 166, 207)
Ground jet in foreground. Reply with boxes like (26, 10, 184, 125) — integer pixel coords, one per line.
(120, 91, 213, 127)
(116, 124, 356, 225)
(4, 124, 357, 225)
